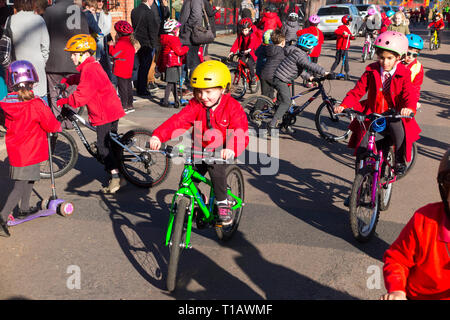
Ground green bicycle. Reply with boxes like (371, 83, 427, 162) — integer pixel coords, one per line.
(152, 145, 245, 292)
(429, 28, 440, 51)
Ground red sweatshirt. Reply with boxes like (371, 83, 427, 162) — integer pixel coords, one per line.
(406, 59, 424, 103)
(152, 94, 249, 157)
(62, 57, 125, 126)
(428, 19, 445, 30)
(230, 31, 260, 62)
(109, 35, 135, 79)
(258, 12, 282, 32)
(0, 95, 61, 167)
(334, 24, 355, 50)
(383, 202, 450, 300)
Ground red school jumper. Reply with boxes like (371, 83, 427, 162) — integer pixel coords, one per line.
(296, 26, 324, 58)
(383, 202, 450, 300)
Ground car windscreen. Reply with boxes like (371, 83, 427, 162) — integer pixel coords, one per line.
(317, 7, 350, 16)
(356, 5, 370, 11)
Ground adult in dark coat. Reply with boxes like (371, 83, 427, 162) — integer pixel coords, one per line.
(43, 0, 89, 129)
(179, 0, 206, 74)
(0, 0, 13, 28)
(131, 0, 169, 96)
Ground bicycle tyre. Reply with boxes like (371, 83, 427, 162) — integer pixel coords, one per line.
(229, 68, 247, 100)
(118, 128, 171, 188)
(315, 101, 352, 142)
(362, 44, 368, 62)
(166, 197, 190, 292)
(349, 168, 380, 242)
(398, 141, 417, 180)
(246, 95, 275, 126)
(40, 130, 78, 179)
(215, 165, 245, 241)
(379, 147, 394, 211)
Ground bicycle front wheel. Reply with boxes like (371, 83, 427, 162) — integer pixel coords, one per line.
(349, 169, 380, 242)
(118, 128, 171, 188)
(315, 101, 352, 142)
(362, 44, 368, 62)
(215, 165, 245, 241)
(167, 197, 190, 292)
(40, 130, 78, 179)
(229, 68, 247, 99)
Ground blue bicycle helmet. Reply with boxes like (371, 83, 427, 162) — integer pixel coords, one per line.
(406, 33, 424, 50)
(372, 118, 386, 133)
(386, 10, 395, 18)
(297, 33, 318, 50)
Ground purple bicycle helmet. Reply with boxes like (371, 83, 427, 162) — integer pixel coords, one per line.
(6, 60, 39, 90)
(309, 15, 320, 24)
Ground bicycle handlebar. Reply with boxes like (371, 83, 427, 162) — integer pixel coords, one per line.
(148, 145, 230, 164)
(311, 73, 336, 82)
(340, 109, 415, 120)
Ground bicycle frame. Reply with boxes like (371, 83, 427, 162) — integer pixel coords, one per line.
(165, 159, 243, 249)
(60, 106, 143, 162)
(289, 81, 334, 116)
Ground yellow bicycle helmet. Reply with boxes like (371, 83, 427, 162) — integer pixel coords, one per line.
(190, 60, 231, 89)
(64, 34, 97, 53)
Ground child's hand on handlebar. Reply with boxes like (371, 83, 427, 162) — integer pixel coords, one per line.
(334, 105, 345, 114)
(221, 148, 235, 160)
(56, 98, 69, 107)
(400, 108, 414, 117)
(149, 136, 162, 150)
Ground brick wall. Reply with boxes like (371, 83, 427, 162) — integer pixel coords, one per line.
(107, 0, 136, 36)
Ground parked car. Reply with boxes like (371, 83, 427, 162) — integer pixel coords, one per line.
(317, 4, 364, 37)
(355, 4, 380, 18)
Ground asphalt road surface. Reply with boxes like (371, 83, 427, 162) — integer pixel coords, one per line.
(0, 25, 448, 301)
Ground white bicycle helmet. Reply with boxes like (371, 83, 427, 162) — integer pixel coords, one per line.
(164, 19, 181, 33)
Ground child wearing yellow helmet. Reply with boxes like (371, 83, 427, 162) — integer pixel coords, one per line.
(57, 34, 127, 194)
(149, 60, 249, 225)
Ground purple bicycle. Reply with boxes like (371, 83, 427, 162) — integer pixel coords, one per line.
(340, 109, 415, 242)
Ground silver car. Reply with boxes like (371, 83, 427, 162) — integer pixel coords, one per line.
(316, 4, 364, 36)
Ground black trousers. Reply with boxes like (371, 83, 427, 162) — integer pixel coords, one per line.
(253, 78, 275, 112)
(163, 82, 179, 105)
(245, 56, 256, 80)
(0, 180, 34, 221)
(96, 120, 119, 172)
(136, 46, 154, 94)
(194, 162, 228, 202)
(330, 49, 349, 73)
(117, 77, 133, 109)
(271, 77, 292, 126)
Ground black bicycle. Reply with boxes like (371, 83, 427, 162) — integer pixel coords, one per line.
(243, 74, 353, 141)
(39, 88, 171, 188)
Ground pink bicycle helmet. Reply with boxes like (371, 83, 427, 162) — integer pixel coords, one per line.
(367, 8, 376, 16)
(374, 31, 409, 56)
(309, 15, 320, 24)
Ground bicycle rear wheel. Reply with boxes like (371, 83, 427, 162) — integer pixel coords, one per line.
(118, 128, 171, 188)
(349, 169, 380, 242)
(40, 130, 78, 179)
(167, 197, 190, 292)
(246, 95, 274, 127)
(362, 44, 368, 62)
(315, 101, 352, 142)
(398, 141, 417, 180)
(215, 165, 245, 241)
(229, 68, 247, 99)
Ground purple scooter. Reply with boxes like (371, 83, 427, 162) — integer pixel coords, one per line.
(7, 133, 74, 226)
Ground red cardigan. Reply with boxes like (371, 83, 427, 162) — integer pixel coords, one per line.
(296, 26, 324, 58)
(383, 202, 450, 300)
(341, 62, 421, 162)
(109, 35, 135, 79)
(0, 95, 61, 167)
(258, 12, 282, 32)
(152, 94, 249, 157)
(62, 57, 125, 126)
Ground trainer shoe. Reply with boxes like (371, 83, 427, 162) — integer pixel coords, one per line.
(16, 206, 39, 218)
(102, 177, 127, 194)
(394, 163, 407, 176)
(217, 203, 232, 226)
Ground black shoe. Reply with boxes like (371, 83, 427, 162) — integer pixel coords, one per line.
(16, 206, 39, 218)
(394, 163, 407, 176)
(148, 83, 159, 93)
(0, 216, 11, 237)
(160, 99, 172, 108)
(124, 107, 135, 114)
(345, 74, 350, 80)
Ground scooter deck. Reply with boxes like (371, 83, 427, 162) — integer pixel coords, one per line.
(7, 209, 57, 226)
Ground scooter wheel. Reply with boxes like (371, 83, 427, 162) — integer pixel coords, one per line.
(40, 198, 50, 210)
(58, 201, 74, 217)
